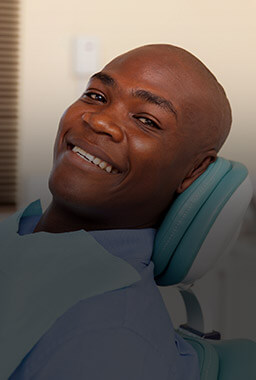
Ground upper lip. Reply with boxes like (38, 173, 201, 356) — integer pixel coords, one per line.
(67, 137, 124, 173)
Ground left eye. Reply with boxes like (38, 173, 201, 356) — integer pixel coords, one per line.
(135, 116, 159, 129)
(82, 92, 106, 103)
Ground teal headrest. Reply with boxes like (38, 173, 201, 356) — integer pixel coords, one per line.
(152, 157, 252, 286)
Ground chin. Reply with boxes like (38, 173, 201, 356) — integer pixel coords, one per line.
(48, 169, 81, 207)
(47, 168, 108, 217)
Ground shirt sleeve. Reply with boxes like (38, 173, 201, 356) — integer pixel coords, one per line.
(18, 327, 173, 380)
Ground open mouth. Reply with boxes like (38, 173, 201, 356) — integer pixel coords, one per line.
(67, 143, 121, 175)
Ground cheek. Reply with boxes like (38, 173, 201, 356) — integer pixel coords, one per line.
(130, 135, 161, 164)
(128, 137, 174, 193)
(58, 101, 83, 130)
(130, 134, 176, 175)
(53, 127, 63, 159)
(139, 139, 187, 199)
(53, 104, 82, 157)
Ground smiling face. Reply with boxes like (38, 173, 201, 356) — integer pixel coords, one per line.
(48, 45, 231, 230)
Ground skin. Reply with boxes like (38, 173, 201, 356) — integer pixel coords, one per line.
(33, 44, 232, 233)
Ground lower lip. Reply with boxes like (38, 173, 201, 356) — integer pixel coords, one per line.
(64, 148, 117, 175)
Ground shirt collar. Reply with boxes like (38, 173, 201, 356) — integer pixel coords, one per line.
(18, 199, 157, 270)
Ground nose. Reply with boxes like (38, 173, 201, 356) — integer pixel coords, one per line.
(81, 111, 124, 143)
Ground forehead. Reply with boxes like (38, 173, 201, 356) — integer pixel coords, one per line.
(101, 49, 206, 113)
(103, 51, 181, 92)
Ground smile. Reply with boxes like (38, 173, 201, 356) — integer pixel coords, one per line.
(70, 145, 120, 174)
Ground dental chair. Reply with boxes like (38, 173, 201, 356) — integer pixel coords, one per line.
(152, 157, 256, 380)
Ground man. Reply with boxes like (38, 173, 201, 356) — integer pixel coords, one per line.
(6, 44, 231, 379)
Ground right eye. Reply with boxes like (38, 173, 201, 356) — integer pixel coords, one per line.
(81, 92, 106, 103)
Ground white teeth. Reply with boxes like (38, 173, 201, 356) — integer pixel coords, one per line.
(71, 145, 119, 174)
(93, 157, 101, 165)
(72, 146, 81, 153)
(99, 161, 107, 169)
(85, 152, 95, 161)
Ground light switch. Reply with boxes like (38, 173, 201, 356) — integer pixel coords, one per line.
(74, 36, 100, 76)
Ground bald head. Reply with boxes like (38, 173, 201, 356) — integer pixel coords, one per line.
(105, 44, 232, 154)
(45, 43, 233, 232)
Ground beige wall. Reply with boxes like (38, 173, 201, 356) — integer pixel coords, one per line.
(18, 0, 256, 208)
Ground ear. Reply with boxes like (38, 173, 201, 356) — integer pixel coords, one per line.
(176, 151, 217, 194)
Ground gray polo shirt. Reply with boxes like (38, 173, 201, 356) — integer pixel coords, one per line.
(9, 206, 199, 380)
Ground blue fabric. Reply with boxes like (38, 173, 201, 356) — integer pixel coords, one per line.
(1, 201, 141, 379)
(9, 204, 200, 380)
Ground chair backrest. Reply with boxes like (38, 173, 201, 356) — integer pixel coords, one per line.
(178, 330, 256, 380)
(152, 157, 253, 286)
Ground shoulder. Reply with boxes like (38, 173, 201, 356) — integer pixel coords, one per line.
(9, 271, 200, 380)
(38, 262, 177, 360)
(42, 262, 160, 339)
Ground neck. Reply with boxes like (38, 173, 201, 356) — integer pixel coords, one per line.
(32, 200, 105, 233)
(32, 199, 158, 234)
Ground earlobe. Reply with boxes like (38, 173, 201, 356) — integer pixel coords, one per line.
(176, 153, 217, 194)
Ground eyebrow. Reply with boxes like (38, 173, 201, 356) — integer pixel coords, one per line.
(132, 89, 177, 118)
(90, 72, 116, 87)
(90, 72, 177, 118)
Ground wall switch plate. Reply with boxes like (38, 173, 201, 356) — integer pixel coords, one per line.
(74, 36, 100, 76)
